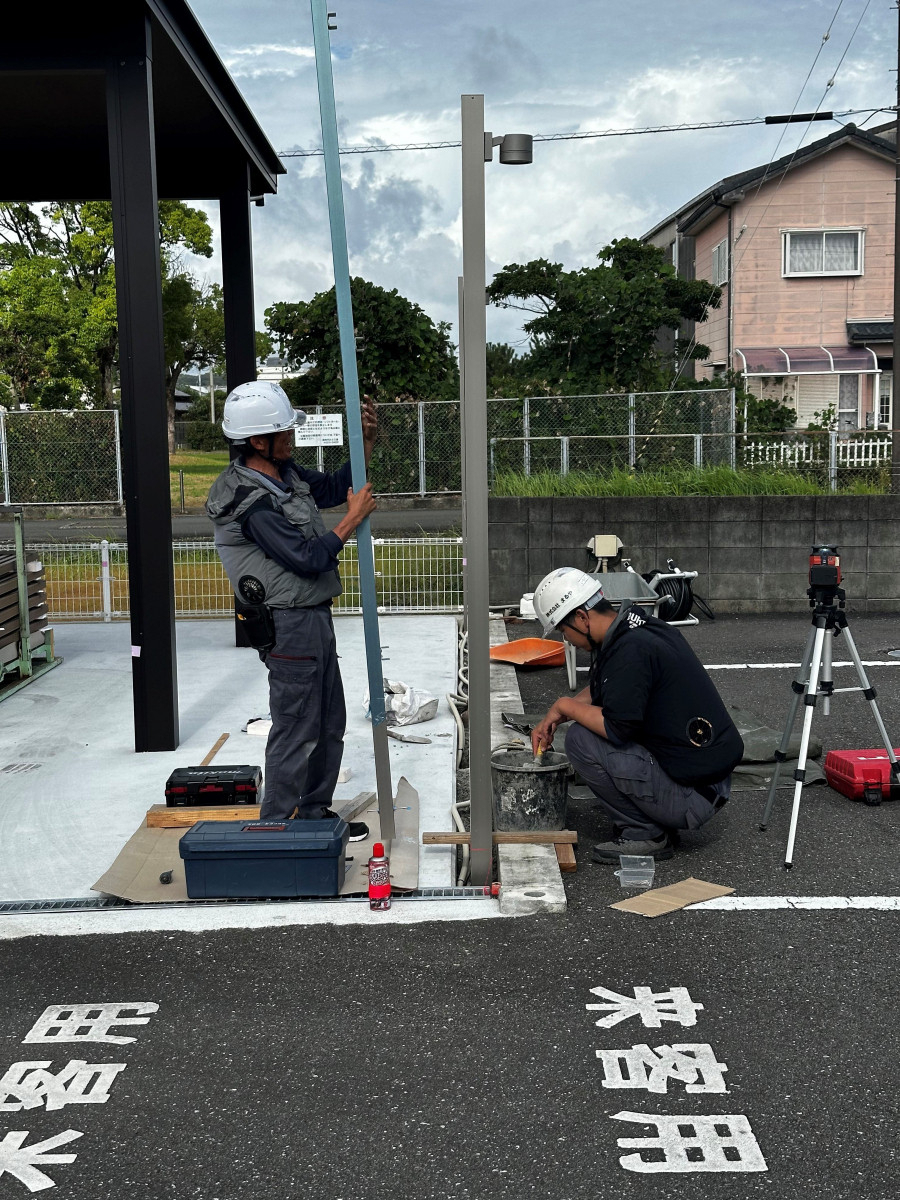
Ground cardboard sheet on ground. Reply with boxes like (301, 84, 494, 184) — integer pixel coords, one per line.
(610, 877, 734, 918)
(92, 781, 420, 903)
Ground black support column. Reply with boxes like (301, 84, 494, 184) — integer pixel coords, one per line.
(220, 168, 259, 646)
(106, 16, 179, 751)
(221, 167, 258, 393)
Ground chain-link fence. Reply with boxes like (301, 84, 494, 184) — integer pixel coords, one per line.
(0, 410, 121, 505)
(0, 538, 464, 620)
(177, 389, 735, 494)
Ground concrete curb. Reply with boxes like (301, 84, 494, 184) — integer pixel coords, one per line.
(488, 617, 567, 915)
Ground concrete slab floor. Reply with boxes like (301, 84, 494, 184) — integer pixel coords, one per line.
(0, 616, 499, 926)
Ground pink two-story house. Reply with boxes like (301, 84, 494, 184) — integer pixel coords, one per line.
(644, 120, 895, 430)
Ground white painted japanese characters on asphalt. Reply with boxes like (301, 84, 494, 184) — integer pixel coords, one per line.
(587, 986, 767, 1174)
(0, 1003, 159, 1192)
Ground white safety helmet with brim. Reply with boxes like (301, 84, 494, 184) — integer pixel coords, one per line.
(221, 380, 307, 443)
(533, 567, 605, 633)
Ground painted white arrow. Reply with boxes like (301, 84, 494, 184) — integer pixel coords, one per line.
(0, 1129, 82, 1192)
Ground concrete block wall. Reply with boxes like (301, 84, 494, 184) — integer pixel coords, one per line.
(489, 495, 900, 614)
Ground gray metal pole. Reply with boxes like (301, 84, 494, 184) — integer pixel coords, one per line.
(0, 410, 10, 505)
(628, 393, 636, 467)
(829, 430, 838, 492)
(523, 394, 531, 476)
(461, 94, 493, 886)
(418, 401, 427, 497)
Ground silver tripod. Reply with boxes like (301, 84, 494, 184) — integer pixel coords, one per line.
(760, 584, 900, 868)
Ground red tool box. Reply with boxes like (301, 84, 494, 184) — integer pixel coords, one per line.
(824, 749, 900, 805)
(164, 765, 262, 807)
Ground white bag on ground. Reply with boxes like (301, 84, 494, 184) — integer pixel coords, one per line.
(363, 679, 439, 726)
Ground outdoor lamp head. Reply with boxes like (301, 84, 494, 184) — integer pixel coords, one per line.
(498, 134, 533, 165)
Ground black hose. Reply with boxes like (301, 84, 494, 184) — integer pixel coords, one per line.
(642, 567, 715, 622)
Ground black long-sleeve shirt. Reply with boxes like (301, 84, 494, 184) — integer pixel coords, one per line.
(242, 459, 353, 579)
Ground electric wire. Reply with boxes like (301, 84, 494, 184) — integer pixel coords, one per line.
(276, 107, 887, 159)
(666, 0, 880, 389)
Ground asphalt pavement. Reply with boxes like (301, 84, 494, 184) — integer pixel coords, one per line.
(2, 607, 900, 1197)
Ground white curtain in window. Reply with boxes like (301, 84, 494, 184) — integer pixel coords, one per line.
(788, 233, 822, 273)
(823, 232, 858, 271)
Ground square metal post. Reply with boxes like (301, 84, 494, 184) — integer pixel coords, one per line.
(106, 16, 179, 752)
(221, 169, 259, 648)
(461, 94, 493, 886)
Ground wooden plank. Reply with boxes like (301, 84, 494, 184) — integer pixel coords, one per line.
(200, 733, 229, 766)
(423, 830, 577, 845)
(147, 804, 261, 828)
(555, 843, 577, 873)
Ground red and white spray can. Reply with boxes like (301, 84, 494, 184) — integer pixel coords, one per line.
(368, 842, 391, 911)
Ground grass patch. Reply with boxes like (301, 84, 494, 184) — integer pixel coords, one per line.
(491, 466, 886, 497)
(170, 450, 228, 510)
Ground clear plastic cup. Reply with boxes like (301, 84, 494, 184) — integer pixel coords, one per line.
(614, 854, 656, 889)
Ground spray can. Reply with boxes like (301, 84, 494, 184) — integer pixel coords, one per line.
(368, 842, 391, 911)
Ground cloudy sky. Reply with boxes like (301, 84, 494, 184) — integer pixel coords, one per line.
(185, 0, 895, 352)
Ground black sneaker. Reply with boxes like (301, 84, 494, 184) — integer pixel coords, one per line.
(592, 834, 674, 864)
(321, 809, 369, 842)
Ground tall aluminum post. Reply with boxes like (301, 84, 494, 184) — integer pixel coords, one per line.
(460, 95, 493, 885)
(310, 0, 394, 840)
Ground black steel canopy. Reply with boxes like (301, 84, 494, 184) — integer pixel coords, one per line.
(2, 1, 287, 751)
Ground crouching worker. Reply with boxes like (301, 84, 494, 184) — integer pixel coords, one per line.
(530, 567, 743, 863)
(206, 381, 377, 840)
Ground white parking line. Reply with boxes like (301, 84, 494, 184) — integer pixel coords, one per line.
(704, 661, 900, 670)
(689, 896, 900, 911)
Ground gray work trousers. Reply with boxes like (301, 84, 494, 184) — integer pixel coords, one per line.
(259, 605, 346, 821)
(564, 723, 730, 841)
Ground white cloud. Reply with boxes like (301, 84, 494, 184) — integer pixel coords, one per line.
(185, 0, 894, 354)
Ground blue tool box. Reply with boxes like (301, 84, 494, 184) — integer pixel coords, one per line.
(179, 818, 349, 898)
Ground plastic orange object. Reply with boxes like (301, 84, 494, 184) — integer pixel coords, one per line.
(489, 637, 565, 667)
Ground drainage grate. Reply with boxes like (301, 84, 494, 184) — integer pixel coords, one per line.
(1, 763, 42, 775)
(0, 887, 493, 916)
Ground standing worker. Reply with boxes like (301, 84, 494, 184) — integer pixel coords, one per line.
(206, 381, 377, 839)
(530, 567, 743, 862)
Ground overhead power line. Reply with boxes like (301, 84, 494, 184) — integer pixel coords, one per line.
(278, 106, 891, 158)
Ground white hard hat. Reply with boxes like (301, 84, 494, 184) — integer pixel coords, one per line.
(533, 567, 605, 633)
(221, 381, 307, 441)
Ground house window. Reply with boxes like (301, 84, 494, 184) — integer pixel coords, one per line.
(782, 229, 863, 277)
(711, 238, 729, 285)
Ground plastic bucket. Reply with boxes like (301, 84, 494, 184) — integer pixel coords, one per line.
(490, 747, 569, 832)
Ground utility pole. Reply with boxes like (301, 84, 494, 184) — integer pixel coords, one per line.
(208, 364, 216, 424)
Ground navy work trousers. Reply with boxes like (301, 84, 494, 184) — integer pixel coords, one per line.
(564, 723, 730, 841)
(260, 605, 346, 821)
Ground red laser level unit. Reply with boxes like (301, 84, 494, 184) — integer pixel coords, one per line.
(809, 545, 841, 590)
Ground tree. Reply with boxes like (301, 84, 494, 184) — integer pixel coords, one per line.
(486, 238, 722, 393)
(162, 276, 226, 451)
(265, 278, 459, 407)
(0, 200, 213, 410)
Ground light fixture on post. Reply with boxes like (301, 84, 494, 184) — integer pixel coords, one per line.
(459, 95, 532, 886)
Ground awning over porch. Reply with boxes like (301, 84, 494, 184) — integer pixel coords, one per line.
(734, 345, 879, 375)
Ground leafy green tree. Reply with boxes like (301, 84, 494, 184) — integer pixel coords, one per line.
(265, 278, 459, 406)
(162, 276, 226, 450)
(486, 238, 721, 393)
(0, 200, 213, 410)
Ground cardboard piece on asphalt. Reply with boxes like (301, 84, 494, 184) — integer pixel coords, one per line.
(610, 876, 734, 918)
(92, 784, 419, 903)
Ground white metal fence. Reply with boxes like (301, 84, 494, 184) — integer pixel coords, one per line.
(0, 538, 464, 621)
(489, 429, 895, 490)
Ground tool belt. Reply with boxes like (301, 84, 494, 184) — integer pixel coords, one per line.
(235, 600, 276, 653)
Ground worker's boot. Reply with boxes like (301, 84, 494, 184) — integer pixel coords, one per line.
(592, 834, 674, 863)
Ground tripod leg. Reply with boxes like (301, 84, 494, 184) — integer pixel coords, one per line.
(840, 624, 900, 790)
(761, 625, 818, 830)
(785, 621, 828, 869)
(821, 626, 833, 718)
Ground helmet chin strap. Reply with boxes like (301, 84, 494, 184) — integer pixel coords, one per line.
(251, 434, 291, 466)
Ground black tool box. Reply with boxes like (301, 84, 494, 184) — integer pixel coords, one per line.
(179, 818, 349, 898)
(164, 765, 262, 807)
